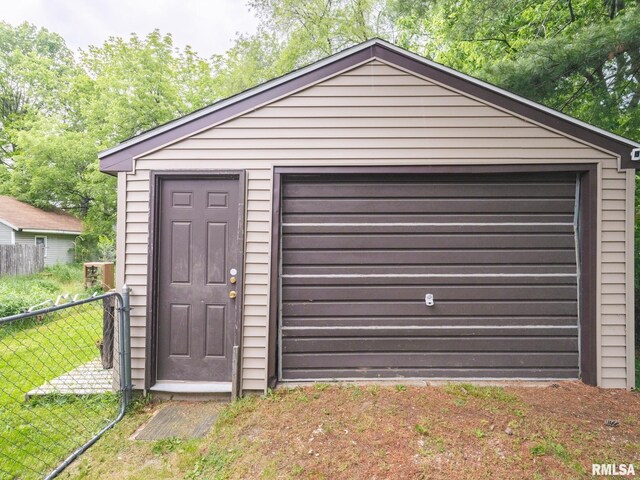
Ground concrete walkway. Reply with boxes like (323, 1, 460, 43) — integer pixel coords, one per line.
(25, 358, 113, 400)
(132, 402, 222, 440)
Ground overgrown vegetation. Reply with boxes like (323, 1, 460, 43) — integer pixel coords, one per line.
(0, 264, 87, 317)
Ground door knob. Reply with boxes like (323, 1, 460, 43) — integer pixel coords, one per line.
(229, 291, 237, 299)
(230, 276, 237, 284)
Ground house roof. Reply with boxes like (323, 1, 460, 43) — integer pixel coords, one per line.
(0, 196, 83, 234)
(99, 38, 640, 173)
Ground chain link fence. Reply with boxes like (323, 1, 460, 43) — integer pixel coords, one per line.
(0, 289, 131, 479)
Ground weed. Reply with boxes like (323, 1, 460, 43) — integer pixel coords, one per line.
(414, 422, 430, 436)
(367, 384, 381, 396)
(474, 429, 486, 439)
(395, 385, 407, 392)
(290, 464, 305, 476)
(215, 396, 257, 431)
(313, 383, 331, 391)
(530, 439, 571, 462)
(185, 446, 239, 479)
(453, 398, 466, 407)
(261, 388, 277, 400)
(350, 385, 363, 397)
(152, 437, 183, 455)
(444, 383, 518, 403)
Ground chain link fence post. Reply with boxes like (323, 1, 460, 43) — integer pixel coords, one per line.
(120, 284, 132, 406)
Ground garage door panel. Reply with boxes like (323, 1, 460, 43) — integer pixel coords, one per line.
(282, 368, 580, 380)
(283, 198, 575, 214)
(284, 265, 578, 276)
(283, 249, 576, 266)
(283, 224, 576, 235)
(283, 181, 576, 199)
(280, 172, 580, 381)
(282, 275, 578, 286)
(284, 352, 579, 369)
(282, 234, 576, 250)
(282, 285, 578, 301)
(284, 213, 576, 224)
(282, 336, 578, 353)
(282, 301, 577, 317)
(283, 324, 578, 334)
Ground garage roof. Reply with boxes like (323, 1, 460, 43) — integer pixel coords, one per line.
(99, 38, 640, 173)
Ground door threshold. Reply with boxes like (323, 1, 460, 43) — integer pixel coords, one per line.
(150, 381, 232, 393)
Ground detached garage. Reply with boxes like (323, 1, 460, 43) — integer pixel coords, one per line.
(99, 39, 639, 393)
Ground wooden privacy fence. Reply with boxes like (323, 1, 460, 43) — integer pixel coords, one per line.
(0, 244, 45, 276)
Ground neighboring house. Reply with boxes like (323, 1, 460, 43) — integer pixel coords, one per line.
(0, 196, 83, 266)
(99, 39, 639, 395)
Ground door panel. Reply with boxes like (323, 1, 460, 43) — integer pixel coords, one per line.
(156, 177, 241, 383)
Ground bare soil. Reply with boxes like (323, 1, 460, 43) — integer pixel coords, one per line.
(63, 382, 640, 479)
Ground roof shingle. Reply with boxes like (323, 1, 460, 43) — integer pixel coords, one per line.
(0, 196, 83, 234)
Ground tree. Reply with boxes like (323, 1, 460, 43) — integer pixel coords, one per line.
(0, 29, 219, 260)
(80, 30, 218, 150)
(0, 22, 76, 166)
(391, 0, 640, 140)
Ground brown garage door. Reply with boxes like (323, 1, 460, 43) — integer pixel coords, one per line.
(279, 172, 580, 381)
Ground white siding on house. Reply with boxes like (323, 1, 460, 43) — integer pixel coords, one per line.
(0, 223, 14, 244)
(14, 232, 76, 265)
(123, 60, 633, 391)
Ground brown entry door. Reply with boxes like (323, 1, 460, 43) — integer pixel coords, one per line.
(156, 176, 242, 383)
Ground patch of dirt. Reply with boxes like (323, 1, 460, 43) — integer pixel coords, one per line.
(223, 383, 640, 479)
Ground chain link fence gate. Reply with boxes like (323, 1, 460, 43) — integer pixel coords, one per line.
(0, 287, 132, 479)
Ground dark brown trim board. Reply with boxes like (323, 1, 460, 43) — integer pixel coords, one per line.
(578, 165, 597, 385)
(267, 172, 282, 388)
(99, 40, 639, 174)
(269, 164, 597, 385)
(145, 170, 246, 391)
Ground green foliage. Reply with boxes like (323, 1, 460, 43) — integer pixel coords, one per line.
(414, 421, 430, 436)
(530, 438, 572, 462)
(0, 22, 77, 165)
(0, 264, 84, 317)
(444, 383, 519, 403)
(185, 446, 240, 480)
(152, 437, 183, 456)
(474, 428, 486, 439)
(0, 28, 218, 260)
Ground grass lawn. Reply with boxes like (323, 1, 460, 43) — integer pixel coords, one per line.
(61, 382, 640, 480)
(0, 265, 120, 479)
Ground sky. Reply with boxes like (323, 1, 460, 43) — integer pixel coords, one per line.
(0, 0, 261, 58)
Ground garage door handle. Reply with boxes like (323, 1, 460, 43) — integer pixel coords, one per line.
(425, 294, 434, 306)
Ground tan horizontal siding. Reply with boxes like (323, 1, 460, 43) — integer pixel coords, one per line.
(164, 137, 586, 150)
(120, 59, 631, 391)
